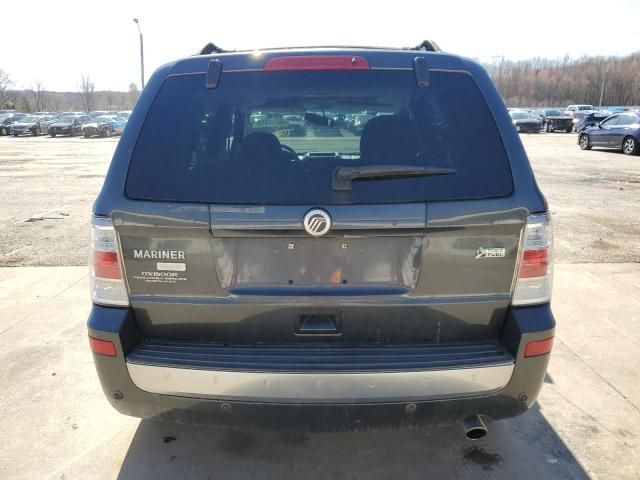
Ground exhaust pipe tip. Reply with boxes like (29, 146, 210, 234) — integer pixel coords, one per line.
(462, 415, 488, 440)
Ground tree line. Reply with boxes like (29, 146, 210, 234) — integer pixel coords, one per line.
(484, 52, 640, 108)
(2, 52, 640, 111)
(0, 70, 140, 112)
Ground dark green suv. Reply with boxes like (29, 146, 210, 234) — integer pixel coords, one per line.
(87, 42, 554, 438)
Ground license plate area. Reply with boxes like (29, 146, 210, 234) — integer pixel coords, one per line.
(295, 311, 342, 336)
(212, 237, 424, 290)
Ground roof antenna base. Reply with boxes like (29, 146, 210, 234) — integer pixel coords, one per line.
(198, 43, 227, 55)
(408, 40, 441, 52)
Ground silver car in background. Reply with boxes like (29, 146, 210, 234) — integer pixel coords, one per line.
(10, 115, 56, 136)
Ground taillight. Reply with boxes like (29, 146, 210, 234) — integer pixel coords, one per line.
(512, 213, 553, 306)
(90, 216, 129, 306)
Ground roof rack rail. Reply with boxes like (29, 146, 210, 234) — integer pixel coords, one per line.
(195, 42, 440, 56)
(197, 43, 228, 55)
(406, 40, 441, 52)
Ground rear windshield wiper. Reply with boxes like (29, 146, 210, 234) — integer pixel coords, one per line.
(332, 165, 457, 191)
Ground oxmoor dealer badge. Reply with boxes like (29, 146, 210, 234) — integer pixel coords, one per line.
(132, 271, 188, 284)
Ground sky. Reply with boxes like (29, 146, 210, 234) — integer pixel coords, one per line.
(3, 0, 640, 92)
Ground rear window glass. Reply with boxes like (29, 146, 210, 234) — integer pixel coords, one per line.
(126, 70, 512, 204)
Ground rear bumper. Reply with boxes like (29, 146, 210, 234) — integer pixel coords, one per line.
(518, 125, 541, 133)
(547, 121, 573, 130)
(126, 343, 515, 403)
(88, 304, 554, 431)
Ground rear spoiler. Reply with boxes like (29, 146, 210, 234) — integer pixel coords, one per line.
(204, 54, 433, 90)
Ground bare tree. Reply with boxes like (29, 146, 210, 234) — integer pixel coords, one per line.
(80, 75, 95, 113)
(19, 96, 32, 113)
(0, 69, 14, 108)
(30, 79, 48, 112)
(106, 92, 116, 111)
(50, 94, 62, 112)
(484, 52, 640, 107)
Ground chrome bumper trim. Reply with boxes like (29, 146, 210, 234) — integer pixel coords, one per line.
(126, 363, 514, 404)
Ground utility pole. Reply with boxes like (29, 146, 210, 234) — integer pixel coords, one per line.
(598, 69, 606, 107)
(133, 18, 145, 90)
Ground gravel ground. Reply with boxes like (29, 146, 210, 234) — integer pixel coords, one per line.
(521, 133, 640, 263)
(0, 136, 114, 266)
(0, 133, 638, 266)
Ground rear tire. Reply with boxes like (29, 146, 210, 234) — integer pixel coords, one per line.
(546, 123, 553, 133)
(101, 127, 112, 138)
(579, 133, 592, 150)
(622, 136, 638, 155)
(13, 133, 18, 137)
(565, 126, 573, 133)
(84, 131, 91, 138)
(50, 133, 56, 137)
(0, 126, 7, 136)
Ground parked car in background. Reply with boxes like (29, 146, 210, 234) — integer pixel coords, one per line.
(117, 110, 132, 119)
(575, 111, 612, 133)
(531, 108, 545, 119)
(298, 110, 338, 135)
(342, 113, 357, 129)
(540, 109, 574, 132)
(89, 110, 112, 119)
(566, 104, 596, 114)
(48, 114, 91, 137)
(0, 112, 26, 136)
(349, 113, 374, 134)
(281, 114, 306, 136)
(32, 112, 60, 119)
(605, 106, 629, 113)
(82, 115, 127, 137)
(509, 110, 541, 133)
(10, 115, 56, 136)
(578, 112, 640, 155)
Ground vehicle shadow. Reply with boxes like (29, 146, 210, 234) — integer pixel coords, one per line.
(117, 404, 588, 480)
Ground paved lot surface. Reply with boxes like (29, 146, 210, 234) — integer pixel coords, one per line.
(0, 264, 639, 479)
(0, 133, 639, 266)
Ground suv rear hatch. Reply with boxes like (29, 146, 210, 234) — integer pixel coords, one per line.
(115, 57, 523, 346)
